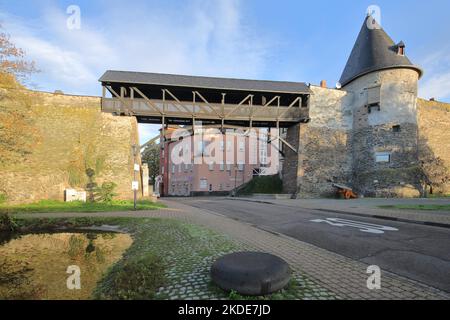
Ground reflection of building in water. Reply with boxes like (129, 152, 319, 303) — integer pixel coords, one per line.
(0, 232, 132, 300)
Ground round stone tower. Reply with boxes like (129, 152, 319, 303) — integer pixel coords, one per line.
(340, 15, 423, 197)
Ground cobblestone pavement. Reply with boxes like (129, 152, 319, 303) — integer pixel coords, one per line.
(153, 231, 337, 301)
(17, 201, 450, 300)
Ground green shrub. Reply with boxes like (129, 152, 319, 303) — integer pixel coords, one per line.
(0, 213, 18, 232)
(94, 182, 118, 204)
(238, 175, 283, 195)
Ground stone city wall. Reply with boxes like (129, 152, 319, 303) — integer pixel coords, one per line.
(417, 98, 450, 194)
(0, 84, 141, 204)
(283, 86, 353, 198)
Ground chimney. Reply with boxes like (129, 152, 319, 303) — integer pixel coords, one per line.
(320, 80, 327, 88)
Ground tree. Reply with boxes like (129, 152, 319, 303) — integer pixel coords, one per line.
(141, 142, 160, 185)
(0, 24, 37, 80)
(0, 25, 40, 166)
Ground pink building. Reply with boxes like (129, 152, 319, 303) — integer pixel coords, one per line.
(159, 126, 279, 196)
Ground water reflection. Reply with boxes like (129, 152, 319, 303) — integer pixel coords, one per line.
(0, 231, 132, 300)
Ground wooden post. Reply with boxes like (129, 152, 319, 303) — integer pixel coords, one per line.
(162, 89, 166, 152)
(120, 86, 127, 114)
(193, 91, 196, 117)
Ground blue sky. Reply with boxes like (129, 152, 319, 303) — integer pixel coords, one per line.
(1, 0, 449, 143)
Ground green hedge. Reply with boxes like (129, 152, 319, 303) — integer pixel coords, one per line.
(238, 175, 283, 195)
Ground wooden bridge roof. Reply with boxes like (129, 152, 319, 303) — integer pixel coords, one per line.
(99, 70, 311, 95)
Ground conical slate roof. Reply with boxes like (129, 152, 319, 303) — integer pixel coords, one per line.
(339, 16, 422, 87)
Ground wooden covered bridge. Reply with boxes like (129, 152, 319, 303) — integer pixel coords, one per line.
(99, 70, 311, 152)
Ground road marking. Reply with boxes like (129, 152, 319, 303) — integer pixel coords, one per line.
(310, 217, 398, 234)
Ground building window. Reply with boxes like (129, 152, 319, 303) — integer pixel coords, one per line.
(220, 162, 225, 171)
(392, 125, 401, 133)
(375, 152, 391, 163)
(220, 141, 225, 151)
(171, 164, 175, 173)
(200, 179, 208, 189)
(161, 166, 164, 174)
(209, 163, 214, 171)
(226, 164, 232, 171)
(368, 103, 381, 113)
(367, 86, 381, 113)
(226, 141, 232, 151)
(238, 163, 244, 171)
(239, 141, 245, 152)
(197, 141, 205, 156)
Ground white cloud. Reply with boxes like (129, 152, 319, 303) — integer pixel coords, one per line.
(419, 48, 450, 101)
(1, 0, 273, 95)
(1, 0, 275, 144)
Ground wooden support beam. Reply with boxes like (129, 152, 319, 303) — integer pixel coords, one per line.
(162, 115, 165, 150)
(192, 91, 211, 115)
(266, 130, 296, 153)
(193, 91, 222, 117)
(225, 94, 253, 118)
(106, 86, 132, 115)
(162, 90, 166, 115)
(164, 89, 193, 115)
(132, 87, 163, 115)
(278, 97, 301, 118)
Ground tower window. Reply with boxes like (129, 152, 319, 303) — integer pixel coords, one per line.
(392, 125, 401, 132)
(367, 86, 381, 113)
(368, 103, 380, 113)
(375, 152, 391, 163)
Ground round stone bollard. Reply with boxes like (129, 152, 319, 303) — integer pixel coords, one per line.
(210, 252, 291, 296)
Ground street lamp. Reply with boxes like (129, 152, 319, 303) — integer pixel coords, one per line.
(132, 144, 138, 211)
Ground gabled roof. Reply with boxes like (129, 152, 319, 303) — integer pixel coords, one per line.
(339, 16, 422, 87)
(99, 70, 311, 94)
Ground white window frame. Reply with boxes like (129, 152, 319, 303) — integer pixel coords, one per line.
(199, 179, 208, 189)
(239, 141, 245, 152)
(375, 152, 391, 163)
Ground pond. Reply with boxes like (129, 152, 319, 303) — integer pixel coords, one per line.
(0, 229, 132, 300)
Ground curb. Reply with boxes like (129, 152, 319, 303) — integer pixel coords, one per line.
(226, 197, 450, 229)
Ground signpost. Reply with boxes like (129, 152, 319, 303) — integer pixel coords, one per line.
(132, 145, 138, 211)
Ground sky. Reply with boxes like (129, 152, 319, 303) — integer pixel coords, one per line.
(1, 0, 449, 144)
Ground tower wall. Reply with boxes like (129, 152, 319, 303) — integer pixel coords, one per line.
(344, 68, 421, 197)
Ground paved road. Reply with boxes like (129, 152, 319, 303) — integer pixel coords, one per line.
(176, 197, 450, 293)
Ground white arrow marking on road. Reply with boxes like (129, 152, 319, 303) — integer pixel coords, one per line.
(310, 218, 398, 234)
